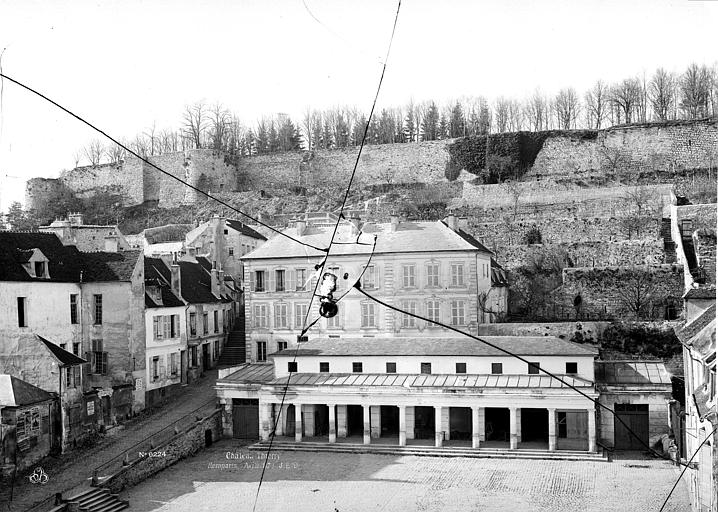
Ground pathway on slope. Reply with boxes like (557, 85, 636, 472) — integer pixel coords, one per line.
(6, 371, 218, 512)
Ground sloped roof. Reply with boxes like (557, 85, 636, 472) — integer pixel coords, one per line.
(144, 257, 186, 307)
(37, 335, 86, 366)
(595, 361, 672, 387)
(0, 231, 140, 283)
(226, 219, 267, 240)
(218, 363, 275, 384)
(273, 336, 597, 358)
(242, 220, 493, 260)
(265, 373, 593, 389)
(143, 224, 194, 244)
(684, 286, 716, 300)
(0, 374, 54, 407)
(677, 303, 716, 346)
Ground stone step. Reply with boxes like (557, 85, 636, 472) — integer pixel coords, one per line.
(249, 441, 608, 462)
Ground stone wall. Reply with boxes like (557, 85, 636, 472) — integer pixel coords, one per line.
(238, 139, 452, 191)
(478, 321, 610, 341)
(597, 391, 671, 449)
(529, 118, 718, 182)
(556, 264, 685, 321)
(59, 162, 141, 204)
(101, 409, 222, 493)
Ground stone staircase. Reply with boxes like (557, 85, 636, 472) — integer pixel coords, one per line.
(249, 440, 609, 462)
(65, 488, 128, 512)
(217, 316, 246, 367)
(661, 218, 676, 263)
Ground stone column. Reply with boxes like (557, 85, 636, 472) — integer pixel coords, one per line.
(220, 399, 233, 437)
(304, 405, 315, 438)
(548, 408, 557, 451)
(328, 404, 336, 444)
(294, 403, 303, 442)
(336, 405, 348, 438)
(509, 407, 518, 450)
(363, 404, 371, 445)
(516, 408, 522, 444)
(441, 407, 450, 441)
(259, 402, 271, 441)
(398, 406, 406, 447)
(434, 406, 443, 447)
(370, 406, 381, 439)
(471, 406, 480, 449)
(275, 404, 286, 437)
(405, 406, 415, 440)
(587, 408, 596, 452)
(478, 407, 486, 442)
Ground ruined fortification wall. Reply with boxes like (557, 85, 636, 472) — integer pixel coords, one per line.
(237, 140, 452, 190)
(59, 162, 142, 203)
(529, 118, 718, 182)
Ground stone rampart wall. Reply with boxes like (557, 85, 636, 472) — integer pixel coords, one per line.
(60, 162, 142, 204)
(238, 140, 452, 190)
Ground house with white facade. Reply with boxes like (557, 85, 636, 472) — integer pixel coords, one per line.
(216, 335, 602, 455)
(240, 215, 508, 364)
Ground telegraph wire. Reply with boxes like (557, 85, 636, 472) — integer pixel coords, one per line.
(0, 71, 327, 253)
(354, 285, 690, 467)
(252, 1, 401, 508)
(659, 425, 717, 511)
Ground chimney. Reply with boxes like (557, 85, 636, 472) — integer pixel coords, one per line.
(458, 217, 468, 231)
(211, 260, 221, 297)
(446, 213, 457, 231)
(349, 216, 361, 236)
(218, 266, 226, 296)
(295, 218, 307, 237)
(170, 256, 181, 298)
(104, 235, 119, 253)
(68, 212, 84, 226)
(390, 215, 399, 233)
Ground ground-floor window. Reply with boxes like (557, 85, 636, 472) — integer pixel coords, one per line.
(190, 346, 198, 367)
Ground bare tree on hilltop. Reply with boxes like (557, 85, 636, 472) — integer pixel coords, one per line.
(649, 68, 677, 121)
(84, 139, 105, 166)
(553, 88, 581, 130)
(585, 81, 610, 129)
(182, 101, 209, 149)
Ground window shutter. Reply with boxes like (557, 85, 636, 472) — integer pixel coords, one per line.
(159, 356, 166, 377)
(249, 271, 255, 292)
(268, 270, 276, 293)
(288, 270, 295, 291)
(102, 352, 108, 374)
(153, 317, 160, 338)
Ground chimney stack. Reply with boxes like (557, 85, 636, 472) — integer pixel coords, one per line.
(211, 260, 221, 297)
(295, 218, 307, 237)
(390, 215, 399, 233)
(446, 213, 457, 231)
(104, 235, 119, 253)
(170, 255, 181, 298)
(218, 266, 226, 296)
(458, 217, 468, 231)
(68, 212, 84, 226)
(349, 216, 361, 236)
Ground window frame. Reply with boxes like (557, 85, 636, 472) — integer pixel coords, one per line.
(70, 294, 78, 324)
(386, 362, 397, 373)
(456, 362, 467, 374)
(257, 341, 267, 362)
(361, 302, 376, 328)
(17, 297, 27, 328)
(275, 269, 286, 292)
(450, 299, 466, 326)
(426, 263, 440, 287)
(295, 268, 307, 291)
(352, 362, 363, 373)
(255, 270, 265, 292)
(491, 362, 503, 375)
(401, 300, 417, 328)
(362, 265, 376, 289)
(528, 362, 541, 375)
(402, 264, 416, 288)
(287, 361, 298, 373)
(420, 362, 432, 374)
(319, 362, 330, 373)
(565, 362, 578, 374)
(93, 294, 103, 325)
(450, 262, 465, 287)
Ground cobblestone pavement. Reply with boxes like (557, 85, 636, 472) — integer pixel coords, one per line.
(123, 440, 691, 512)
(5, 371, 218, 512)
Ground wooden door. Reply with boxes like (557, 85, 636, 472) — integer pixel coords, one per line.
(614, 404, 649, 450)
(232, 399, 259, 439)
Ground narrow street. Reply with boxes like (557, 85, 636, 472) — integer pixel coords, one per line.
(5, 371, 218, 512)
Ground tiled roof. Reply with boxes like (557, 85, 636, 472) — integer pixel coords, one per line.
(677, 304, 716, 346)
(0, 374, 54, 406)
(218, 363, 275, 384)
(143, 224, 194, 244)
(80, 250, 141, 281)
(0, 231, 140, 282)
(243, 220, 493, 260)
(37, 335, 87, 366)
(273, 336, 597, 358)
(595, 361, 672, 386)
(266, 372, 593, 389)
(226, 219, 267, 241)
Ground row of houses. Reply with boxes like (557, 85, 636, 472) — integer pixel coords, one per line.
(0, 220, 250, 471)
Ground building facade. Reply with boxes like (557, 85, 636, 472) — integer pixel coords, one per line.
(241, 216, 506, 364)
(39, 212, 130, 252)
(217, 336, 601, 454)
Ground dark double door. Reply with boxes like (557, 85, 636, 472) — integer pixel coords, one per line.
(614, 404, 649, 450)
(232, 399, 259, 439)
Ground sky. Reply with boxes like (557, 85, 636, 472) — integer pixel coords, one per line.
(0, 0, 717, 212)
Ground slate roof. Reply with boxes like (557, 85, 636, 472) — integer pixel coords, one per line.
(273, 336, 597, 358)
(242, 220, 493, 260)
(226, 219, 267, 241)
(595, 361, 672, 387)
(0, 374, 54, 407)
(218, 363, 275, 384)
(677, 304, 716, 346)
(37, 335, 87, 366)
(144, 257, 187, 307)
(0, 231, 141, 282)
(178, 260, 221, 303)
(266, 373, 593, 389)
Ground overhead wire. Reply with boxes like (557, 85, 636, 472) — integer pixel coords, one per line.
(354, 285, 690, 467)
(0, 71, 327, 253)
(252, 2, 402, 510)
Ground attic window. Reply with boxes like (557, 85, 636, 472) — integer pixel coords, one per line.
(34, 261, 46, 278)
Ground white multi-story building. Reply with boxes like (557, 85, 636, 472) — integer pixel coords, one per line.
(241, 215, 508, 363)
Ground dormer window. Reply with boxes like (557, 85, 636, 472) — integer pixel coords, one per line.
(20, 248, 50, 279)
(34, 261, 46, 278)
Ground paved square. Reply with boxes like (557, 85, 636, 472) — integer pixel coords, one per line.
(123, 440, 690, 512)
